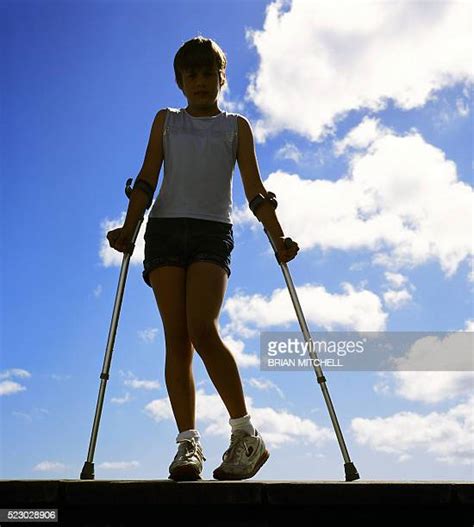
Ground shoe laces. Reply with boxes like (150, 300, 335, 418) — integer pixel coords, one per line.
(222, 430, 253, 462)
(176, 439, 206, 462)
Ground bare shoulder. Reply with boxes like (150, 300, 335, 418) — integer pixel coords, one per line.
(237, 114, 252, 133)
(149, 108, 167, 141)
(138, 109, 167, 183)
(154, 108, 167, 126)
(236, 115, 255, 151)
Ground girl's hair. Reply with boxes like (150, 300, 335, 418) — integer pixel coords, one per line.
(174, 36, 227, 90)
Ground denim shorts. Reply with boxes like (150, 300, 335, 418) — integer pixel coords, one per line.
(142, 217, 234, 287)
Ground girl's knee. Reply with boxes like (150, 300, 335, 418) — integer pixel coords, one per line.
(165, 335, 194, 360)
(188, 324, 220, 351)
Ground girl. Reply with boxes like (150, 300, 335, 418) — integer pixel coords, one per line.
(107, 36, 299, 481)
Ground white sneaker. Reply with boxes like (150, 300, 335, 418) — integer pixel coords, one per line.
(168, 438, 206, 481)
(213, 429, 269, 480)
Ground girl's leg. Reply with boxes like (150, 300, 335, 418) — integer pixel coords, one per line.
(148, 266, 195, 432)
(186, 260, 247, 419)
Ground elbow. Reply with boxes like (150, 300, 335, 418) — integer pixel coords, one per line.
(247, 186, 267, 203)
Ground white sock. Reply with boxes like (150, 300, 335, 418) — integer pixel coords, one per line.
(229, 414, 256, 436)
(176, 429, 201, 443)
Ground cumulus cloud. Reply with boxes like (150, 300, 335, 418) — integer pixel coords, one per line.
(275, 143, 303, 163)
(0, 369, 31, 380)
(379, 371, 474, 404)
(119, 370, 161, 390)
(383, 289, 413, 310)
(352, 395, 474, 465)
(233, 119, 473, 278)
(99, 212, 147, 267)
(222, 282, 387, 337)
(144, 388, 333, 448)
(0, 380, 26, 396)
(0, 369, 31, 396)
(245, 0, 472, 143)
(384, 272, 409, 289)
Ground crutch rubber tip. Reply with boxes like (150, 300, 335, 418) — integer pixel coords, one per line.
(344, 462, 360, 482)
(80, 461, 95, 480)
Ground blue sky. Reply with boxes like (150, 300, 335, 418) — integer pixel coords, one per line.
(1, 0, 473, 482)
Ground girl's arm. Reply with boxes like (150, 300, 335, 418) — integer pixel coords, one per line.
(236, 115, 284, 240)
(122, 109, 166, 235)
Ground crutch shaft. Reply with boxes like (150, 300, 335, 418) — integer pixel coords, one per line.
(80, 216, 142, 480)
(263, 226, 360, 481)
(84, 251, 132, 463)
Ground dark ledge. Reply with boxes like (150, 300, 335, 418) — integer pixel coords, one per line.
(0, 480, 472, 526)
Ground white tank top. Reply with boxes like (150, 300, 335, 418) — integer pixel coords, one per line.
(149, 107, 239, 224)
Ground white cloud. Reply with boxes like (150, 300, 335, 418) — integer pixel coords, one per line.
(469, 257, 474, 283)
(111, 392, 132, 405)
(0, 369, 31, 380)
(373, 368, 474, 405)
(222, 334, 260, 368)
(456, 97, 470, 118)
(0, 381, 26, 396)
(234, 120, 473, 278)
(245, 0, 472, 143)
(390, 332, 473, 373)
(247, 377, 285, 399)
(382, 271, 414, 309)
(119, 370, 161, 390)
(98, 461, 140, 470)
(0, 369, 31, 396)
(125, 378, 161, 390)
(352, 395, 474, 465)
(390, 371, 474, 404)
(275, 143, 303, 163)
(383, 289, 412, 310)
(384, 272, 408, 289)
(99, 212, 147, 267)
(374, 320, 474, 404)
(222, 282, 387, 336)
(334, 116, 390, 156)
(144, 388, 333, 448)
(219, 81, 246, 114)
(33, 461, 67, 472)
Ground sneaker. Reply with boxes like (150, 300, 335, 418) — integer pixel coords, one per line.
(168, 438, 206, 481)
(213, 429, 269, 481)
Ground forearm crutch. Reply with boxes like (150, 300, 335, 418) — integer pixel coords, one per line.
(250, 191, 360, 482)
(80, 178, 150, 480)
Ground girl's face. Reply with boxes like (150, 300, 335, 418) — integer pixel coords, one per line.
(180, 65, 223, 110)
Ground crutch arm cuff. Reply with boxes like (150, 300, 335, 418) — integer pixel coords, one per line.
(249, 191, 278, 217)
(132, 179, 155, 209)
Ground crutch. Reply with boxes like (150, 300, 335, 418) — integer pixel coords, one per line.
(256, 191, 360, 482)
(80, 178, 142, 480)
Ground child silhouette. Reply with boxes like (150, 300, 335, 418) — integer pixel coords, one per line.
(107, 36, 299, 481)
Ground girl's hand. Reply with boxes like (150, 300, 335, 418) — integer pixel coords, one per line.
(275, 236, 299, 263)
(106, 227, 134, 254)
